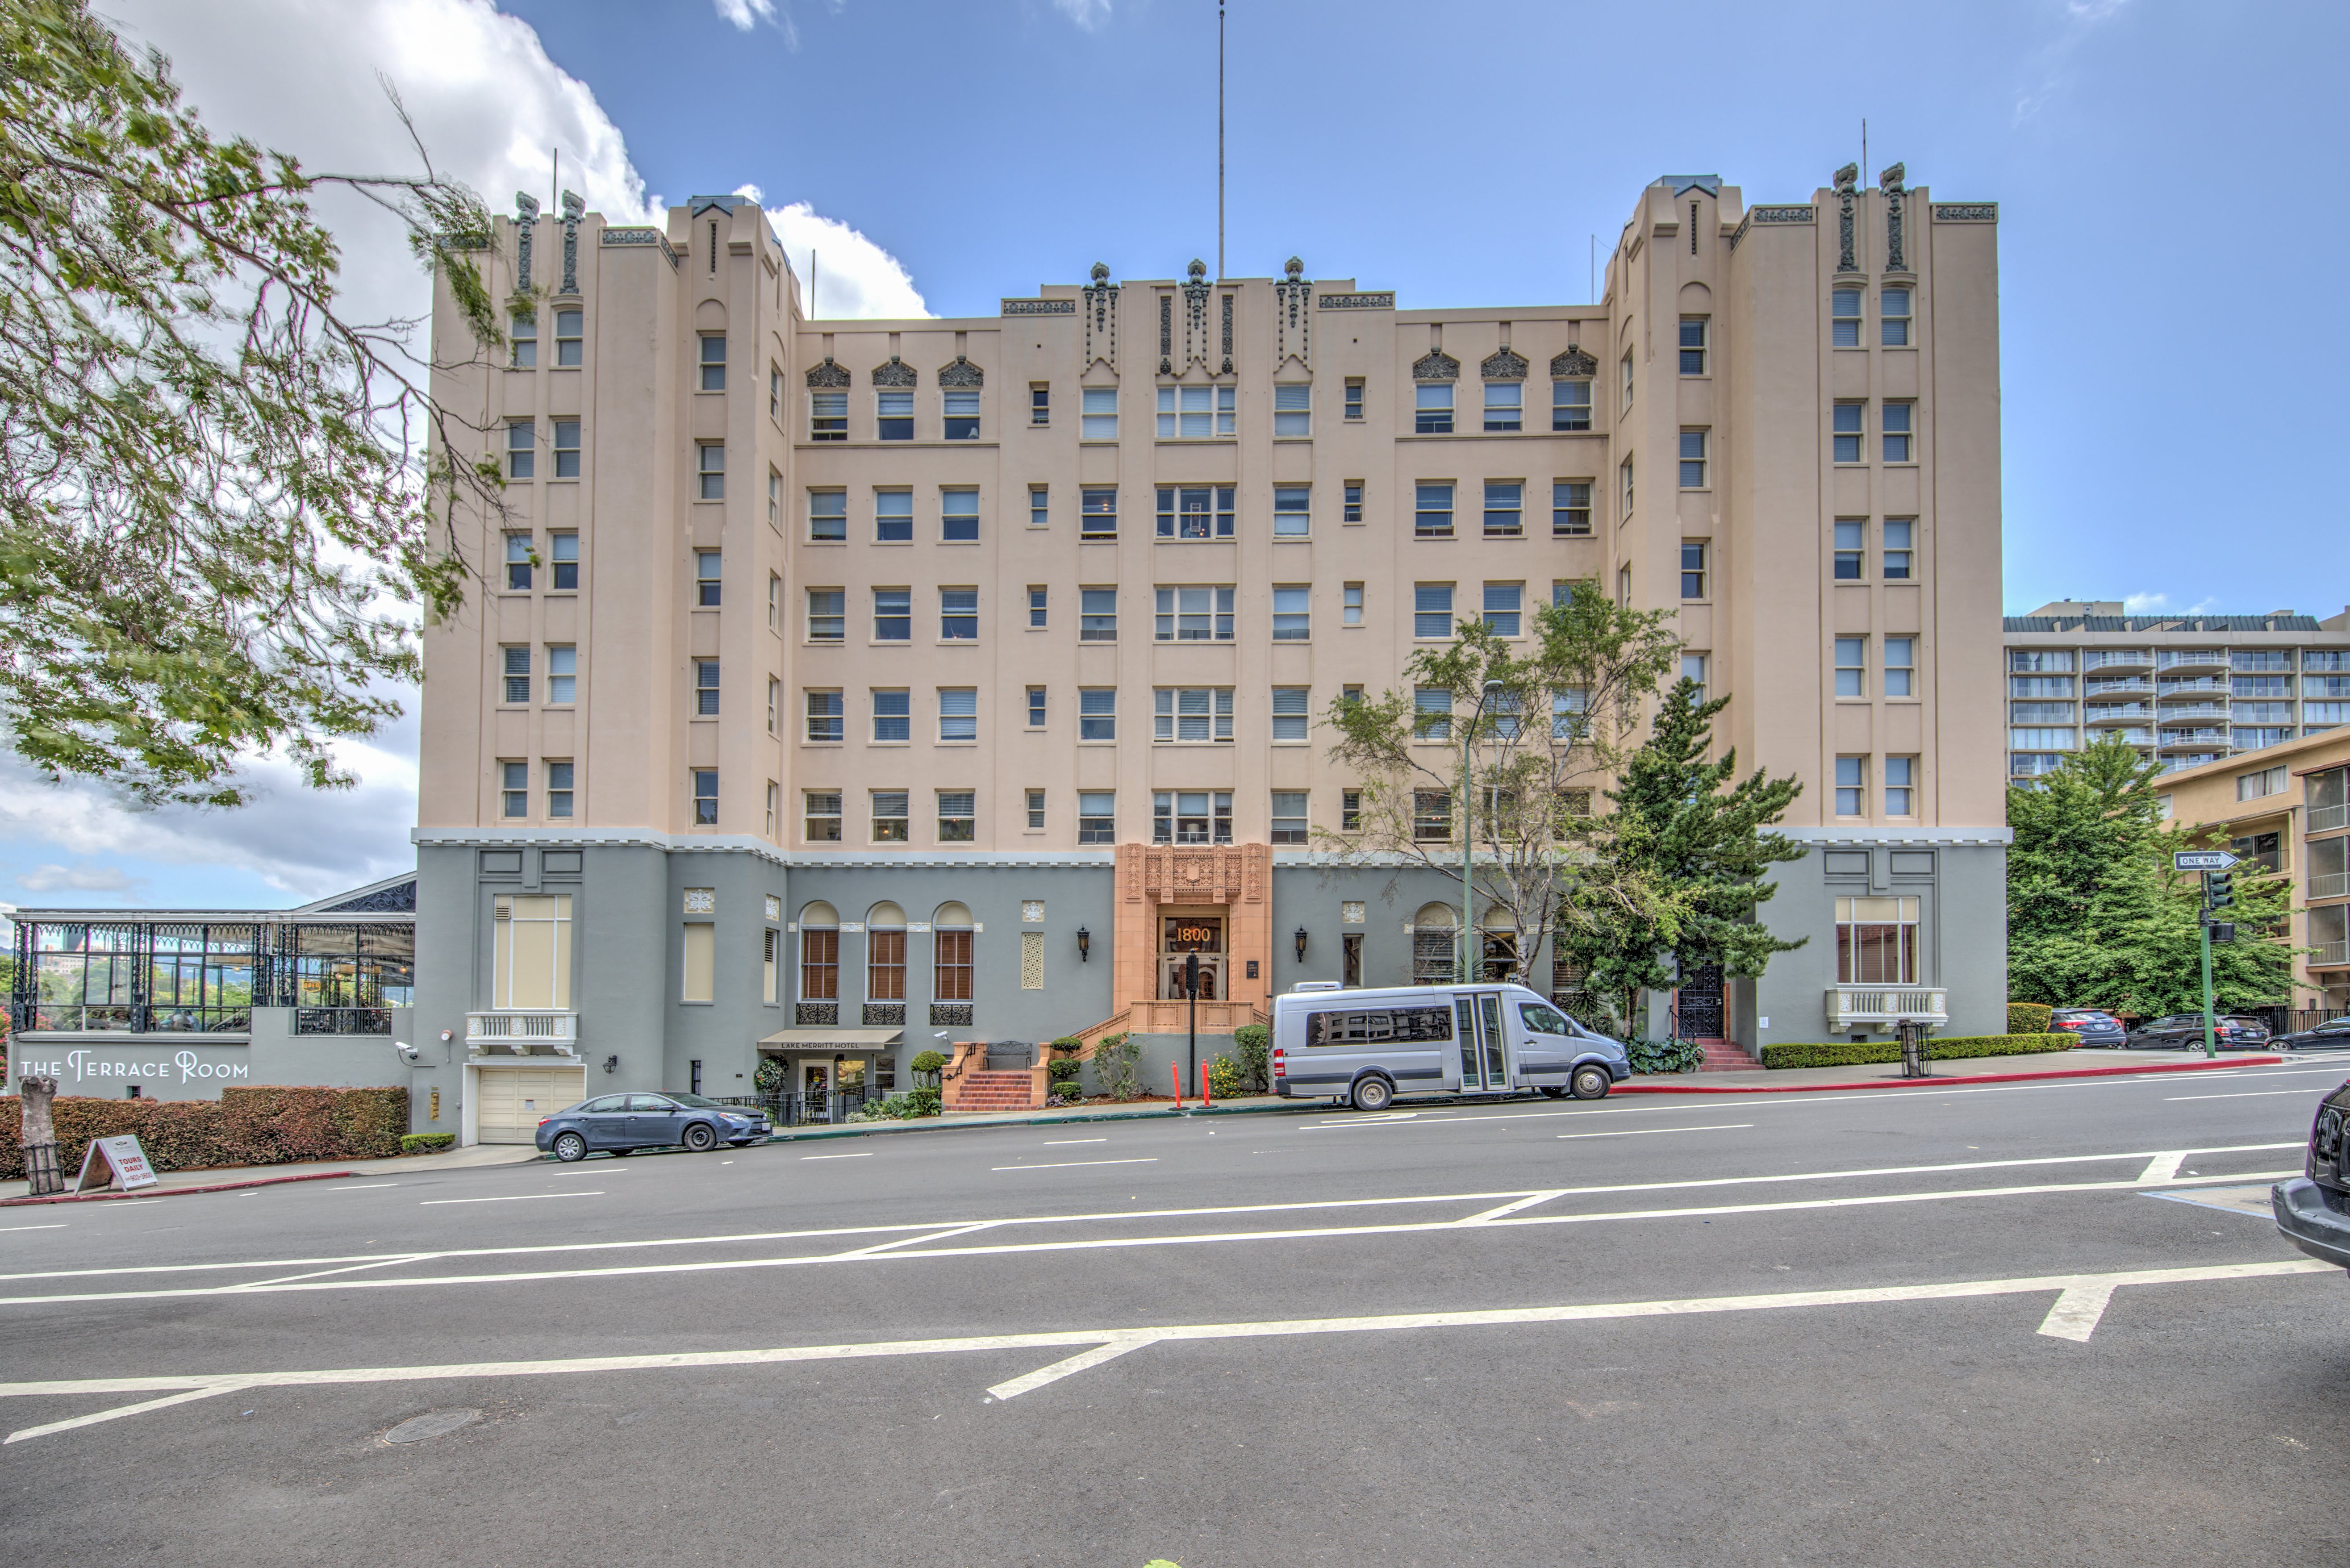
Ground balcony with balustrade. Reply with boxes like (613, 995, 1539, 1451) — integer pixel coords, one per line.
(2085, 703, 2153, 725)
(1824, 987, 1949, 1030)
(2158, 728, 2229, 751)
(2086, 676, 2155, 697)
(2084, 648, 2154, 671)
(2157, 649, 2229, 672)
(2158, 704, 2229, 726)
(465, 1010, 580, 1059)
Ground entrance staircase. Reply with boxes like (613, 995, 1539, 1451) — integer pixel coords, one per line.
(951, 1069, 1041, 1112)
(1695, 1036, 1760, 1072)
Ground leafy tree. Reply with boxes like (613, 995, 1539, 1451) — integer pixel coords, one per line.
(0, 0, 504, 805)
(1555, 679, 1806, 1029)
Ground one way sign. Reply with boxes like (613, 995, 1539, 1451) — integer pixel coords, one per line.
(2173, 849, 2241, 872)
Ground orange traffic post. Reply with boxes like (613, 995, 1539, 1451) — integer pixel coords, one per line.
(1170, 1062, 1184, 1110)
(1198, 1062, 1213, 1107)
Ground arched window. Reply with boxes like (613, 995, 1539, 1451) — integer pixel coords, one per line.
(866, 902, 906, 1001)
(933, 902, 974, 1002)
(1411, 903, 1457, 986)
(799, 901, 839, 1000)
(1479, 907, 1519, 983)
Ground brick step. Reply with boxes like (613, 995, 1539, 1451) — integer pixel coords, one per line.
(1694, 1036, 1760, 1072)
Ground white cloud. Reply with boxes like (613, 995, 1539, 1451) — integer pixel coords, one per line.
(16, 864, 142, 895)
(2123, 592, 2169, 614)
(1052, 0, 1114, 30)
(714, 0, 776, 27)
(764, 200, 930, 320)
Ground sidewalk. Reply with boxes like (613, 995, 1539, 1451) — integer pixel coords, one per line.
(1612, 1045, 2290, 1095)
(0, 1140, 543, 1205)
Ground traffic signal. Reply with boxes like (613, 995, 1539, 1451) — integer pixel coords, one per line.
(2206, 872, 2234, 911)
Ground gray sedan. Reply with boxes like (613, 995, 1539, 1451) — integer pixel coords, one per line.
(538, 1092, 770, 1161)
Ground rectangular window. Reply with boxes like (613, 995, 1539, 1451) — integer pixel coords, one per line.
(1478, 480, 1523, 538)
(1833, 518, 1865, 579)
(1414, 583, 1454, 639)
(801, 923, 839, 999)
(1483, 381, 1522, 432)
(807, 589, 844, 643)
(1080, 587, 1118, 642)
(1344, 378, 1365, 421)
(1415, 482, 1454, 538)
(939, 587, 978, 641)
(1342, 480, 1364, 524)
(698, 334, 726, 392)
(1414, 790, 1452, 842)
(506, 420, 534, 479)
(1836, 895, 1918, 984)
(1552, 378, 1592, 432)
(769, 365, 782, 423)
(1679, 429, 1707, 489)
(939, 688, 977, 742)
(1271, 686, 1310, 742)
(1552, 687, 1587, 739)
(1026, 788, 1047, 829)
(1153, 791, 1233, 845)
(1273, 485, 1311, 537)
(1027, 586, 1048, 629)
(768, 470, 781, 529)
(1272, 585, 1311, 641)
(1156, 585, 1235, 642)
(1616, 563, 1632, 606)
(810, 390, 846, 441)
(501, 645, 530, 704)
(691, 769, 718, 826)
(509, 312, 537, 369)
(697, 442, 724, 499)
(690, 660, 718, 717)
(1835, 636, 1866, 697)
(808, 490, 846, 542)
(1080, 487, 1118, 539)
(765, 781, 780, 838)
(870, 790, 909, 843)
(1081, 386, 1118, 439)
(937, 790, 976, 842)
(550, 531, 578, 591)
(873, 588, 910, 642)
(551, 420, 580, 479)
(1885, 757, 1916, 817)
(1618, 455, 1635, 518)
(1482, 582, 1523, 637)
(876, 389, 913, 441)
(2238, 764, 2290, 802)
(871, 688, 910, 743)
(1077, 791, 1116, 843)
(1271, 792, 1309, 844)
(1620, 351, 1634, 409)
(1880, 288, 1912, 347)
(763, 926, 779, 1004)
(1833, 403, 1864, 463)
(1414, 382, 1453, 434)
(768, 573, 781, 632)
(1551, 480, 1592, 537)
(875, 490, 912, 542)
(1884, 637, 1916, 698)
(1680, 541, 1707, 601)
(546, 760, 574, 819)
(1274, 383, 1311, 437)
(1834, 756, 1866, 817)
(942, 389, 980, 441)
(1341, 790, 1362, 832)
(1079, 688, 1115, 742)
(1679, 318, 1707, 375)
(805, 689, 842, 742)
(767, 676, 779, 734)
(1157, 384, 1236, 438)
(1027, 686, 1046, 728)
(1030, 383, 1051, 425)
(2307, 652, 2350, 672)
(804, 791, 842, 842)
(1681, 652, 1707, 703)
(695, 550, 721, 606)
(1154, 687, 1234, 743)
(1832, 288, 1862, 348)
(505, 532, 533, 592)
(1029, 485, 1049, 529)
(1882, 402, 1913, 463)
(547, 645, 576, 705)
(1415, 687, 1453, 742)
(681, 924, 715, 1003)
(500, 760, 527, 818)
(1156, 485, 1236, 540)
(1343, 583, 1364, 627)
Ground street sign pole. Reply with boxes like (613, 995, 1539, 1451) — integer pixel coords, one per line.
(2199, 872, 2217, 1060)
(2173, 850, 2237, 1063)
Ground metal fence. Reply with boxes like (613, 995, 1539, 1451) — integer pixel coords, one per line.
(2270, 1008, 2350, 1038)
(714, 1088, 875, 1127)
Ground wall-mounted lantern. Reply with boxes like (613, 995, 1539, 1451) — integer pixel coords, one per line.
(1076, 926, 1091, 962)
(1294, 926, 1310, 962)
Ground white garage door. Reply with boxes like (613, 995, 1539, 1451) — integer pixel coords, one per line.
(477, 1067, 584, 1144)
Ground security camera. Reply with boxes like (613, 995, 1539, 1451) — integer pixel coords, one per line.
(394, 1040, 421, 1064)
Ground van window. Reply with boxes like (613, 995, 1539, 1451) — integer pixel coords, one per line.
(1519, 1002, 1571, 1036)
(1305, 1005, 1454, 1047)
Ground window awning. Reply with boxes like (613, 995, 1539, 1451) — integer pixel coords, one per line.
(756, 1026, 904, 1050)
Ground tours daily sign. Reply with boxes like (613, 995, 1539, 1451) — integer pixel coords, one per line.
(74, 1135, 159, 1193)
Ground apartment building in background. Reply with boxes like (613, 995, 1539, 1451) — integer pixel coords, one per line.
(406, 167, 2009, 1142)
(2003, 602, 2350, 784)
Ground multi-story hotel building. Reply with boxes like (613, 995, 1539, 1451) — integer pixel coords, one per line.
(408, 167, 2011, 1142)
(2003, 602, 2350, 784)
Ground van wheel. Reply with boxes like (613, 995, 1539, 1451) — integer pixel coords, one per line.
(1539, 1086, 1567, 1099)
(682, 1122, 719, 1152)
(1350, 1076, 1394, 1113)
(1569, 1065, 1611, 1101)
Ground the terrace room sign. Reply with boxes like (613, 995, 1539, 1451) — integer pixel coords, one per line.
(11, 1046, 251, 1091)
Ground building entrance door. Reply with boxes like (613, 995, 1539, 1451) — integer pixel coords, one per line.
(1160, 914, 1224, 1001)
(1678, 962, 1725, 1038)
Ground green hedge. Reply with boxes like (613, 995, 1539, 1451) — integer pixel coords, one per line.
(2007, 1002, 2054, 1034)
(1760, 1033, 2074, 1071)
(0, 1086, 409, 1180)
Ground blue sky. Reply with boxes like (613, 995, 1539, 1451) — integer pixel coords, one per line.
(4, 0, 2343, 912)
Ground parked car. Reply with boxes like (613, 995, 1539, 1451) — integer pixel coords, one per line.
(538, 1092, 771, 1161)
(2272, 1077, 2350, 1274)
(2276, 1016, 2350, 1051)
(2222, 1014, 2273, 1047)
(2123, 1013, 2263, 1051)
(2049, 1009, 2126, 1047)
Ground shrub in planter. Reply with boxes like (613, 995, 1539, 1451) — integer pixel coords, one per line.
(401, 1133, 455, 1155)
(1759, 1032, 2073, 1071)
(752, 1056, 788, 1093)
(1094, 1033, 1143, 1101)
(1206, 1055, 1246, 1100)
(905, 1087, 942, 1118)
(1626, 1037, 1705, 1075)
(1048, 1056, 1082, 1082)
(2007, 1002, 2054, 1035)
(1228, 1024, 1269, 1092)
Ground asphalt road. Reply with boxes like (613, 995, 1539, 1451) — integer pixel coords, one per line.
(4, 1059, 2348, 1567)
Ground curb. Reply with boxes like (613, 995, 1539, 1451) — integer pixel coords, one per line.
(762, 1097, 1310, 1144)
(1613, 1055, 2283, 1096)
(0, 1168, 360, 1208)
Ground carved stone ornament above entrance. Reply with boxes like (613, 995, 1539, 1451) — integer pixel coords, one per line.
(1412, 348, 1460, 382)
(1549, 346, 1598, 378)
(937, 356, 984, 388)
(1480, 346, 1528, 381)
(871, 356, 918, 387)
(805, 358, 852, 388)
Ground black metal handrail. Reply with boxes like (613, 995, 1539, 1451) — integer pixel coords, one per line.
(712, 1086, 875, 1127)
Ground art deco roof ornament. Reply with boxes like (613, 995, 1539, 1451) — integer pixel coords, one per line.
(937, 355, 984, 387)
(1274, 256, 1311, 370)
(1481, 347, 1528, 381)
(805, 357, 851, 388)
(1832, 162, 1861, 273)
(1878, 162, 1908, 271)
(1283, 256, 1303, 279)
(513, 192, 539, 290)
(1083, 263, 1119, 373)
(871, 355, 918, 387)
(1411, 348, 1460, 381)
(1549, 346, 1598, 378)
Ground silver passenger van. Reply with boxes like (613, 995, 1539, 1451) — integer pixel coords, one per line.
(1270, 982, 1632, 1111)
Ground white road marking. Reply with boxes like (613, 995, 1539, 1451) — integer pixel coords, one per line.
(991, 1159, 1159, 1172)
(6, 1258, 2329, 1439)
(2137, 1152, 2188, 1184)
(1558, 1124, 1753, 1140)
(801, 1153, 873, 1161)
(2038, 1283, 2117, 1342)
(0, 1226, 67, 1234)
(328, 1184, 399, 1191)
(2165, 1090, 2320, 1102)
(2144, 1185, 2280, 1220)
(1042, 1138, 1108, 1146)
(419, 1192, 603, 1206)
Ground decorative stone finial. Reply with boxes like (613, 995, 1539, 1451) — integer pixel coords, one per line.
(514, 192, 540, 223)
(1090, 261, 1111, 283)
(1187, 258, 1207, 280)
(1283, 256, 1303, 279)
(560, 189, 584, 221)
(1832, 162, 1859, 194)
(1877, 162, 1906, 194)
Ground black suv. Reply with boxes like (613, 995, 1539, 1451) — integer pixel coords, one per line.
(2050, 1009, 2125, 1047)
(2125, 1013, 2262, 1050)
(2274, 1079, 2350, 1273)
